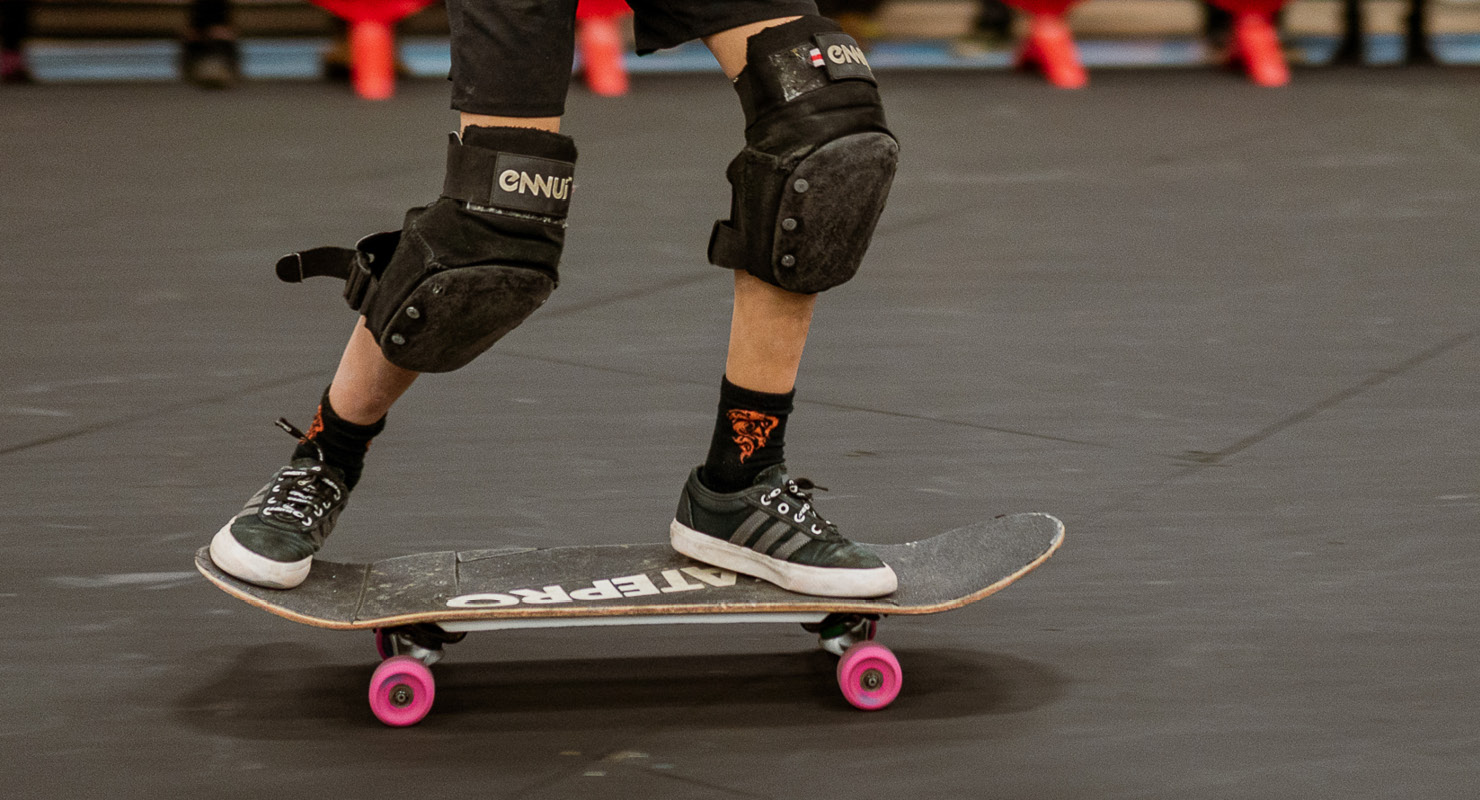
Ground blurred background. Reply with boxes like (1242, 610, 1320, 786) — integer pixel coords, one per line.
(4, 0, 1480, 89)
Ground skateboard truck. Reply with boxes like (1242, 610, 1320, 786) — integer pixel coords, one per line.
(374, 623, 466, 667)
(804, 613, 880, 657)
(802, 612, 898, 706)
(800, 613, 899, 707)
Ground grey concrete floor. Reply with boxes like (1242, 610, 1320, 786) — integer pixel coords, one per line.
(2, 68, 1477, 798)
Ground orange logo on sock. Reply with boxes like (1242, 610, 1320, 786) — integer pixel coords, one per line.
(727, 409, 779, 463)
(301, 407, 325, 443)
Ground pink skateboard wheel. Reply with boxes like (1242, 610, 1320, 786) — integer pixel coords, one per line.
(836, 641, 902, 710)
(374, 629, 393, 660)
(368, 656, 435, 726)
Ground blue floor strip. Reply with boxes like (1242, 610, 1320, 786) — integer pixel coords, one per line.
(17, 33, 1480, 83)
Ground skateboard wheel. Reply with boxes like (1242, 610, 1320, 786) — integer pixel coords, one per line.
(836, 642, 901, 711)
(369, 656, 435, 727)
(374, 629, 393, 660)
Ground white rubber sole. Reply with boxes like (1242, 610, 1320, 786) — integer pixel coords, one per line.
(670, 520, 898, 599)
(209, 523, 312, 590)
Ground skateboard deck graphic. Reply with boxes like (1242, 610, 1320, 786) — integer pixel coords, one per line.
(197, 512, 1063, 723)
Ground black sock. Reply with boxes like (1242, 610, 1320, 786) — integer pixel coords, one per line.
(699, 376, 794, 493)
(290, 388, 385, 490)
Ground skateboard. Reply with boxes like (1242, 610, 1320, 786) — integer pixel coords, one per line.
(196, 512, 1064, 725)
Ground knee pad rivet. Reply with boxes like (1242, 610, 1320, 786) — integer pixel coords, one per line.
(781, 218, 799, 231)
(390, 334, 407, 345)
(793, 179, 810, 193)
(780, 255, 797, 267)
(405, 307, 421, 319)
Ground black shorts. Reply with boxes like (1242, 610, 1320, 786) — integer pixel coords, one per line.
(447, 0, 817, 117)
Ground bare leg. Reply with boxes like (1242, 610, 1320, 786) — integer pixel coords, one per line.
(703, 18, 800, 79)
(459, 113, 561, 135)
(326, 318, 419, 425)
(724, 272, 815, 394)
(702, 19, 813, 395)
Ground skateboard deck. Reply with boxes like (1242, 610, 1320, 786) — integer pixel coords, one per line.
(196, 512, 1063, 722)
(196, 512, 1063, 629)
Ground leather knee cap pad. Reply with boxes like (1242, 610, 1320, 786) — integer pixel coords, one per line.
(707, 16, 899, 295)
(276, 126, 577, 372)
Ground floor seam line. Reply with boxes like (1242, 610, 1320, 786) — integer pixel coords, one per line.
(492, 350, 1117, 449)
(1080, 326, 1480, 525)
(0, 368, 330, 459)
(1205, 325, 1479, 463)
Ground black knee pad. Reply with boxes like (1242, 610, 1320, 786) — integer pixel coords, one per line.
(708, 16, 899, 295)
(276, 126, 576, 372)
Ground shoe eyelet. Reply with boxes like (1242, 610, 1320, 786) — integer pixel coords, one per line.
(777, 502, 790, 515)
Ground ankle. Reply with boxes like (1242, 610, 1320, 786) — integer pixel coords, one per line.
(292, 388, 386, 490)
(701, 376, 793, 493)
(326, 387, 396, 427)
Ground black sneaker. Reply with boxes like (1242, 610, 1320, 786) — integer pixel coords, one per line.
(671, 465, 897, 598)
(209, 420, 350, 589)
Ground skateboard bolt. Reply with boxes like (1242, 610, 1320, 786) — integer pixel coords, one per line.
(390, 684, 415, 708)
(861, 668, 883, 691)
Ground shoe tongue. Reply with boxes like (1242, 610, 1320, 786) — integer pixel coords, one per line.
(288, 457, 346, 485)
(754, 463, 791, 488)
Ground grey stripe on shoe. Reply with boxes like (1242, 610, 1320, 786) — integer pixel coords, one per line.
(771, 531, 811, 561)
(728, 510, 771, 546)
(750, 521, 793, 555)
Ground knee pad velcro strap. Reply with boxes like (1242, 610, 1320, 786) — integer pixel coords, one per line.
(276, 127, 577, 373)
(708, 16, 899, 295)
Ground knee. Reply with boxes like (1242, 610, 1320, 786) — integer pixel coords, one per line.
(278, 126, 578, 373)
(708, 16, 899, 295)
